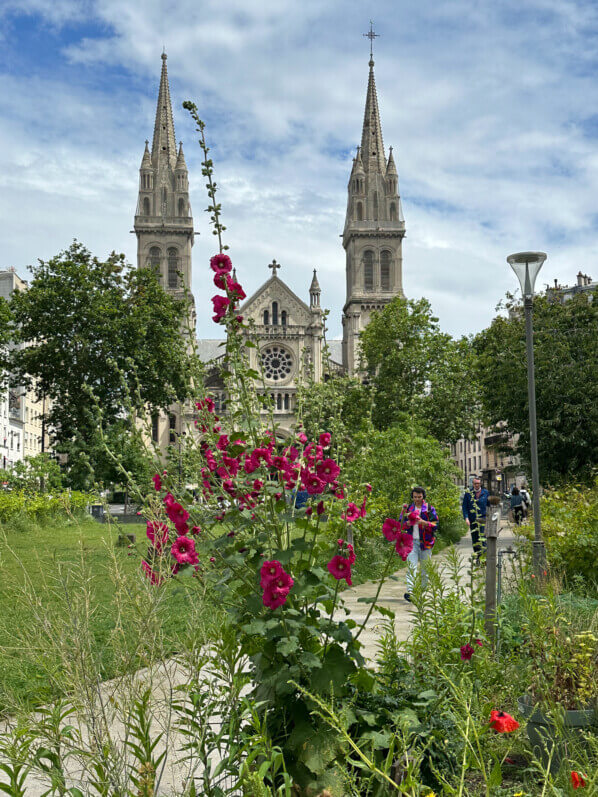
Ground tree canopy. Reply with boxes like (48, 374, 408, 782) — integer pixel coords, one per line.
(359, 295, 480, 444)
(474, 291, 598, 482)
(9, 241, 191, 487)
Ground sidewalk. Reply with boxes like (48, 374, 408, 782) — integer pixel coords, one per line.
(339, 520, 519, 663)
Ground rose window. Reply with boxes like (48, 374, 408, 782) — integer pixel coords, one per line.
(261, 346, 292, 381)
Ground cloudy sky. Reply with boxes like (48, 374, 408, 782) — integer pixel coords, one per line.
(1, 0, 597, 341)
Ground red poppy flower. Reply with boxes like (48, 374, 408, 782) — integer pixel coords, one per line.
(489, 710, 520, 733)
(571, 772, 587, 789)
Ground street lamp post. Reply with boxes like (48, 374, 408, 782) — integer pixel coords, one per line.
(506, 251, 547, 576)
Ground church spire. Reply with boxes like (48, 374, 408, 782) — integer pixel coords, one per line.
(151, 52, 177, 168)
(360, 56, 386, 174)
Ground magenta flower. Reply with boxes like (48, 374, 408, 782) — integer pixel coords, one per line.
(260, 560, 284, 589)
(216, 434, 229, 451)
(317, 500, 325, 515)
(382, 518, 401, 541)
(460, 643, 474, 661)
(342, 502, 361, 523)
(263, 585, 291, 610)
(303, 473, 326, 495)
(195, 396, 215, 413)
(346, 543, 356, 565)
(164, 498, 190, 534)
(360, 495, 368, 517)
(475, 638, 483, 647)
(142, 560, 164, 586)
(210, 253, 232, 274)
(319, 432, 331, 448)
(152, 473, 162, 491)
(327, 555, 353, 586)
(262, 567, 294, 610)
(146, 520, 169, 552)
(395, 532, 414, 561)
(316, 458, 341, 483)
(227, 279, 246, 301)
(171, 536, 198, 565)
(298, 432, 308, 443)
(212, 294, 230, 322)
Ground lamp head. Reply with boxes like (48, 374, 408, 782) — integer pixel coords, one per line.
(507, 251, 547, 298)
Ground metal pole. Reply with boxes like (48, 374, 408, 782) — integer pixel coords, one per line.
(484, 499, 500, 648)
(524, 296, 544, 575)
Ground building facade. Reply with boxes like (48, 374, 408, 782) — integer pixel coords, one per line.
(136, 52, 405, 436)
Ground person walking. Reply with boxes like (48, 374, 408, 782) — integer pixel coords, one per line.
(520, 485, 530, 519)
(510, 486, 524, 525)
(462, 476, 489, 562)
(400, 486, 438, 602)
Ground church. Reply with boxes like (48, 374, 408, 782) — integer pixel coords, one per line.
(134, 50, 406, 442)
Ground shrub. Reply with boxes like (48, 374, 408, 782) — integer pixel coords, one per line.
(0, 490, 93, 526)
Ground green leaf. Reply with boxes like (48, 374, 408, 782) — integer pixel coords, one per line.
(488, 757, 502, 788)
(276, 637, 299, 656)
(299, 651, 322, 670)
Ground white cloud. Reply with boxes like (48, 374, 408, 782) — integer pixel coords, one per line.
(0, 0, 597, 341)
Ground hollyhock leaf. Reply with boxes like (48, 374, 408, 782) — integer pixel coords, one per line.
(361, 730, 392, 749)
(357, 596, 377, 604)
(276, 637, 299, 656)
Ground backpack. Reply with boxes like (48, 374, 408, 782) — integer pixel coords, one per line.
(520, 489, 530, 508)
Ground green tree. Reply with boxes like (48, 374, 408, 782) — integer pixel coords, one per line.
(10, 453, 63, 492)
(9, 241, 191, 488)
(359, 296, 480, 443)
(474, 290, 598, 482)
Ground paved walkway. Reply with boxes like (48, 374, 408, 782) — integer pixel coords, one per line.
(340, 520, 519, 663)
(0, 522, 520, 795)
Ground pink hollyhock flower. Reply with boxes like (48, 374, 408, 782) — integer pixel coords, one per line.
(213, 271, 229, 289)
(319, 432, 331, 448)
(317, 500, 325, 515)
(152, 473, 162, 491)
(284, 446, 300, 461)
(365, 483, 372, 492)
(346, 544, 356, 565)
(260, 560, 284, 589)
(165, 499, 190, 527)
(195, 396, 215, 413)
(305, 507, 313, 516)
(360, 495, 368, 517)
(244, 455, 258, 474)
(460, 643, 474, 661)
(316, 458, 341, 483)
(216, 434, 229, 451)
(235, 314, 243, 322)
(262, 585, 291, 610)
(334, 489, 345, 499)
(342, 502, 360, 523)
(171, 536, 198, 565)
(327, 555, 353, 586)
(382, 518, 401, 542)
(252, 479, 264, 491)
(212, 294, 230, 322)
(475, 638, 483, 647)
(210, 253, 232, 274)
(395, 531, 414, 561)
(146, 520, 169, 551)
(227, 279, 246, 301)
(408, 511, 420, 524)
(191, 525, 202, 535)
(298, 432, 308, 443)
(304, 473, 326, 495)
(262, 567, 294, 610)
(142, 560, 164, 586)
(337, 538, 344, 546)
(250, 447, 272, 468)
(271, 455, 288, 470)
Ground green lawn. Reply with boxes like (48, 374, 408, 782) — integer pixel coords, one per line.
(0, 515, 201, 714)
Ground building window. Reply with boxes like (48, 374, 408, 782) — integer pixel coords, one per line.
(169, 414, 176, 444)
(178, 198, 186, 216)
(148, 246, 161, 277)
(272, 301, 279, 326)
(261, 345, 292, 382)
(284, 393, 289, 410)
(151, 414, 159, 443)
(167, 247, 179, 289)
(263, 309, 269, 325)
(356, 201, 363, 221)
(389, 202, 397, 221)
(380, 251, 391, 290)
(143, 197, 151, 216)
(277, 394, 282, 410)
(363, 250, 374, 290)
(281, 310, 287, 326)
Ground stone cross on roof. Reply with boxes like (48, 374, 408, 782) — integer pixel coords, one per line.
(268, 259, 281, 276)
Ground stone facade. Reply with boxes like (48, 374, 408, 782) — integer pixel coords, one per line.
(136, 52, 405, 436)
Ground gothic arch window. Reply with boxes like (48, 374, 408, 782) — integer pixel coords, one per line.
(389, 202, 397, 221)
(281, 310, 287, 326)
(272, 301, 279, 326)
(167, 247, 179, 289)
(380, 251, 391, 290)
(373, 191, 379, 221)
(148, 246, 162, 278)
(356, 201, 363, 221)
(178, 198, 186, 216)
(263, 309, 269, 325)
(363, 250, 374, 291)
(143, 197, 151, 216)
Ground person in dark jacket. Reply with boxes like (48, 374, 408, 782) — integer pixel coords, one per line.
(462, 476, 489, 560)
(510, 487, 524, 524)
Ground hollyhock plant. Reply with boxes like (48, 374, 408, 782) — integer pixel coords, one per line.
(146, 521, 169, 552)
(342, 502, 360, 523)
(382, 518, 401, 541)
(142, 560, 164, 586)
(171, 536, 198, 566)
(210, 252, 232, 274)
(327, 555, 353, 586)
(260, 560, 285, 589)
(303, 473, 325, 495)
(316, 458, 341, 483)
(152, 473, 162, 491)
(212, 294, 230, 322)
(395, 532, 414, 561)
(318, 432, 331, 448)
(489, 710, 520, 733)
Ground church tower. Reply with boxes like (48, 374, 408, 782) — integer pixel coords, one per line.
(134, 53, 194, 306)
(341, 51, 406, 375)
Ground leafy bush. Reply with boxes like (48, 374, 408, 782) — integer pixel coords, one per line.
(0, 490, 93, 525)
(527, 479, 598, 584)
